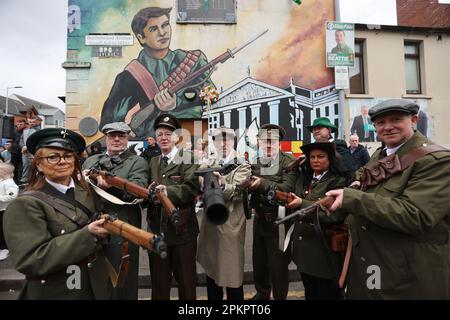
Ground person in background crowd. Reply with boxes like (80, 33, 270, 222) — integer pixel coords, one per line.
(1, 141, 13, 164)
(348, 135, 370, 170)
(11, 119, 25, 184)
(3, 128, 111, 299)
(19, 115, 41, 184)
(140, 135, 161, 162)
(88, 141, 103, 157)
(0, 163, 19, 261)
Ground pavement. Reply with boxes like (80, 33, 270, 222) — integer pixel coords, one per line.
(0, 210, 305, 300)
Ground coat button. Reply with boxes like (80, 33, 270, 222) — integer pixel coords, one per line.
(361, 226, 367, 231)
(298, 236, 303, 240)
(40, 280, 46, 284)
(361, 257, 366, 262)
(162, 174, 166, 178)
(60, 229, 65, 234)
(87, 262, 92, 268)
(299, 220, 303, 224)
(259, 204, 263, 207)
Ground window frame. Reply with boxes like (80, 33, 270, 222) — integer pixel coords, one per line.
(404, 41, 422, 94)
(349, 39, 365, 94)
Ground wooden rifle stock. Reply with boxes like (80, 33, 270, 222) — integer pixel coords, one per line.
(267, 189, 296, 205)
(99, 214, 167, 259)
(88, 169, 182, 226)
(274, 196, 335, 225)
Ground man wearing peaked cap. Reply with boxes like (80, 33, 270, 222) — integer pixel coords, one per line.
(325, 98, 450, 299)
(26, 128, 86, 156)
(82, 122, 148, 300)
(147, 112, 200, 300)
(153, 113, 181, 131)
(368, 98, 419, 121)
(247, 123, 298, 300)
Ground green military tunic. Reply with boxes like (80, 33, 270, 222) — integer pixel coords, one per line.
(3, 183, 111, 300)
(342, 132, 450, 299)
(251, 151, 298, 299)
(82, 151, 148, 300)
(291, 172, 348, 280)
(147, 149, 200, 245)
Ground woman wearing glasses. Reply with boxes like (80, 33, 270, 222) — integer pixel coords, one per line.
(3, 128, 111, 299)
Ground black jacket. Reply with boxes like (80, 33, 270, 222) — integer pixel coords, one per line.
(349, 144, 370, 170)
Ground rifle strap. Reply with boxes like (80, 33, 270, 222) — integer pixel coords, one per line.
(339, 233, 352, 289)
(85, 177, 143, 205)
(21, 191, 86, 228)
(125, 60, 160, 101)
(104, 241, 130, 288)
(156, 157, 168, 234)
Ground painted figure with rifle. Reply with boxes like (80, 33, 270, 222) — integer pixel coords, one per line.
(82, 122, 149, 300)
(146, 113, 200, 300)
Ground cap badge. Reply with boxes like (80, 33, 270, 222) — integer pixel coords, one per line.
(164, 117, 170, 122)
(60, 129, 68, 138)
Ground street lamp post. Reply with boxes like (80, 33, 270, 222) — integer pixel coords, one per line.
(5, 86, 23, 117)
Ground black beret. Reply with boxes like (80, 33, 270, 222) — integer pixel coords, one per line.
(26, 128, 86, 155)
(154, 113, 181, 131)
(258, 124, 285, 140)
(369, 99, 419, 121)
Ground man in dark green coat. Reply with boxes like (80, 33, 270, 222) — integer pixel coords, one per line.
(83, 122, 149, 300)
(248, 124, 298, 300)
(147, 113, 200, 300)
(307, 117, 356, 173)
(327, 99, 450, 299)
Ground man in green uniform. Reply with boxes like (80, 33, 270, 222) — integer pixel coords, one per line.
(307, 117, 356, 172)
(327, 99, 450, 299)
(147, 113, 200, 300)
(248, 124, 298, 300)
(100, 6, 213, 139)
(83, 122, 149, 300)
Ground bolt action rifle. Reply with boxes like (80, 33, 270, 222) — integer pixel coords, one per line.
(87, 169, 182, 227)
(128, 29, 268, 133)
(274, 196, 335, 225)
(93, 213, 167, 259)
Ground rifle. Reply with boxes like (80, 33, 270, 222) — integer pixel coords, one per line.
(87, 169, 182, 227)
(129, 29, 268, 132)
(236, 175, 257, 220)
(274, 196, 335, 225)
(96, 213, 167, 259)
(267, 189, 296, 206)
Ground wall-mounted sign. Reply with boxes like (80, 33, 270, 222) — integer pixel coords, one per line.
(85, 34, 133, 46)
(326, 21, 355, 67)
(92, 46, 122, 58)
(177, 0, 236, 24)
(334, 66, 349, 89)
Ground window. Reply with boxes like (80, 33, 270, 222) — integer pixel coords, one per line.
(325, 106, 329, 117)
(316, 109, 321, 118)
(349, 40, 365, 94)
(334, 103, 339, 114)
(209, 114, 219, 129)
(404, 42, 421, 94)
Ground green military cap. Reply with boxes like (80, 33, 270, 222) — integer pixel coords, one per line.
(101, 122, 132, 134)
(306, 117, 338, 133)
(211, 126, 235, 140)
(154, 113, 181, 131)
(258, 124, 285, 140)
(369, 99, 419, 121)
(300, 142, 336, 158)
(26, 128, 86, 155)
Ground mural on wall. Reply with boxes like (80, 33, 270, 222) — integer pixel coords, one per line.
(66, 0, 336, 153)
(349, 98, 433, 143)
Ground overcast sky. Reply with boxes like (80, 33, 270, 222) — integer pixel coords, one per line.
(0, 0, 68, 111)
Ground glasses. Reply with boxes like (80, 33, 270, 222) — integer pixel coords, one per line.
(39, 153, 76, 164)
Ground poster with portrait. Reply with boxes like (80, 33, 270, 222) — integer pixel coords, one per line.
(326, 21, 355, 67)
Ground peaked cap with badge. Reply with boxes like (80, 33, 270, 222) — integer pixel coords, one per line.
(258, 124, 285, 140)
(368, 99, 419, 121)
(306, 117, 338, 133)
(154, 113, 181, 131)
(26, 128, 86, 155)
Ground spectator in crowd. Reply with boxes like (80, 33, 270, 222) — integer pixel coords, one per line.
(1, 141, 13, 164)
(0, 163, 19, 261)
(19, 115, 41, 184)
(140, 135, 161, 162)
(348, 134, 370, 170)
(11, 119, 26, 183)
